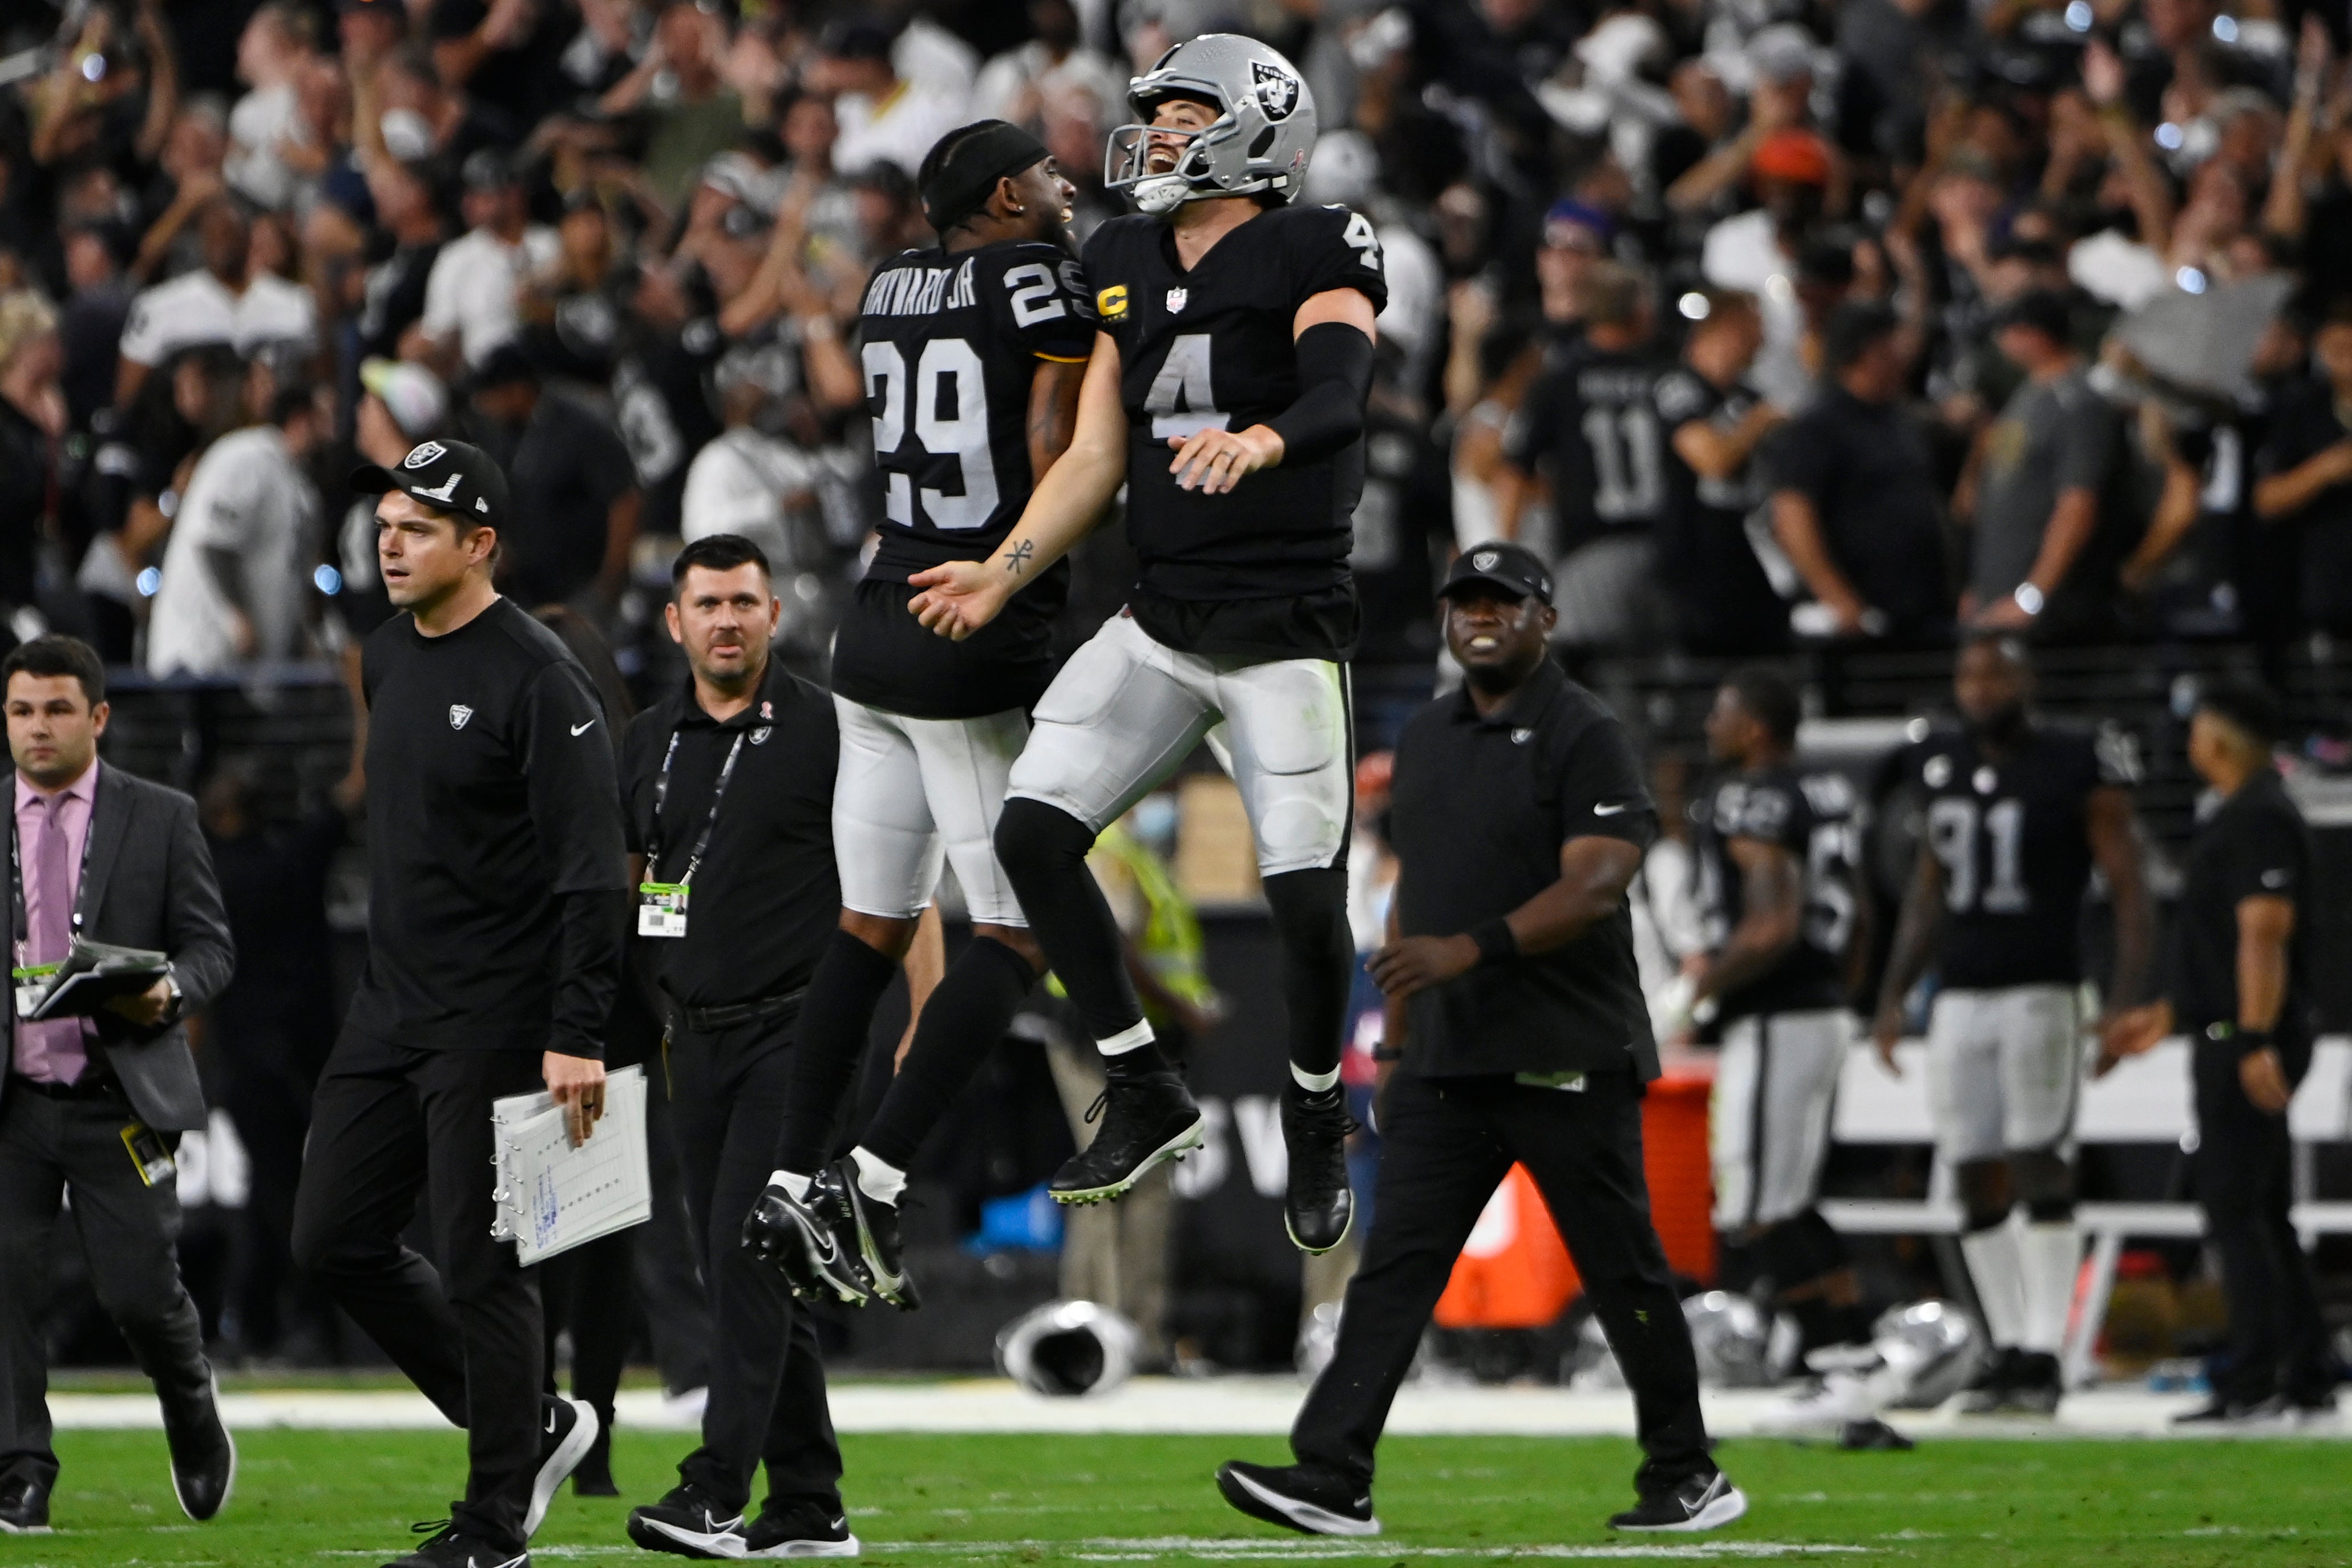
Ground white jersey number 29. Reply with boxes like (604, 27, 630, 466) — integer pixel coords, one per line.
(863, 338, 1001, 530)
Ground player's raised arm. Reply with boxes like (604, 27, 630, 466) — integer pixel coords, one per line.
(1165, 288, 1378, 495)
(909, 329, 1129, 640)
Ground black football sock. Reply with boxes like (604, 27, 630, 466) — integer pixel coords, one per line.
(771, 928, 900, 1173)
(860, 936, 1040, 1171)
(1262, 866, 1352, 1084)
(993, 797, 1155, 1052)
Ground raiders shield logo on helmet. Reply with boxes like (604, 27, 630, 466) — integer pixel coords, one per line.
(1252, 60, 1299, 121)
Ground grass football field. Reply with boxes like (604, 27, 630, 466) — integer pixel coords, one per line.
(10, 1429, 2347, 1567)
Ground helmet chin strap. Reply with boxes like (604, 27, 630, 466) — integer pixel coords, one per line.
(1133, 174, 1191, 215)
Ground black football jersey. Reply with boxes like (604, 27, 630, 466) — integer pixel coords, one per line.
(1506, 345, 1679, 556)
(832, 240, 1093, 720)
(1652, 370, 1786, 653)
(1081, 202, 1388, 659)
(1694, 763, 1860, 1019)
(1911, 722, 2139, 989)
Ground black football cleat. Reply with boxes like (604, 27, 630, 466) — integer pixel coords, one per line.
(164, 1373, 236, 1522)
(2001, 1351, 2064, 1416)
(1606, 1469, 1749, 1532)
(1279, 1084, 1355, 1254)
(1048, 1072, 1204, 1206)
(382, 1520, 528, 1568)
(743, 1501, 862, 1557)
(1216, 1460, 1379, 1537)
(625, 1482, 747, 1558)
(525, 1397, 597, 1538)
(0, 1474, 50, 1533)
(833, 1158, 919, 1311)
(743, 1174, 871, 1304)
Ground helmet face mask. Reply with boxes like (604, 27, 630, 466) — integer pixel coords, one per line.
(1102, 34, 1318, 214)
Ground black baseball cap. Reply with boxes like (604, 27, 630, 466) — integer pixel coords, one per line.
(1441, 541, 1553, 605)
(352, 438, 510, 529)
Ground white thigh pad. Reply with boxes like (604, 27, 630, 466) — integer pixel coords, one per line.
(1211, 657, 1351, 876)
(833, 697, 946, 920)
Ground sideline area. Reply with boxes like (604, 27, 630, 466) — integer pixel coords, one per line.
(43, 1375, 2350, 1439)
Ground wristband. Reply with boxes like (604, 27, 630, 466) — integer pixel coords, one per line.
(1469, 918, 1518, 966)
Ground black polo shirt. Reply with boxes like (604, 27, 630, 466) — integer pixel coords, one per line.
(2169, 769, 2315, 1049)
(1389, 659, 1661, 1081)
(619, 660, 840, 1009)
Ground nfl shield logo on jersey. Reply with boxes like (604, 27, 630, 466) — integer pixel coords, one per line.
(449, 704, 474, 730)
(1252, 60, 1300, 120)
(1166, 288, 1188, 314)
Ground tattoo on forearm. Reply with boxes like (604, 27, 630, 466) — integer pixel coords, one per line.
(1002, 539, 1035, 575)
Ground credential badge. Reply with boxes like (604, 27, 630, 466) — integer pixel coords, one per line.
(403, 441, 448, 470)
(1252, 60, 1300, 122)
(449, 704, 474, 730)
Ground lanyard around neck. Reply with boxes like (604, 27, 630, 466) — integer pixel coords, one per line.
(648, 728, 747, 889)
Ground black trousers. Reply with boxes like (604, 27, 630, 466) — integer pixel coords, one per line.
(0, 1080, 214, 1491)
(664, 1011, 843, 1517)
(1292, 1069, 1709, 1496)
(2192, 1040, 2332, 1405)
(289, 1030, 546, 1549)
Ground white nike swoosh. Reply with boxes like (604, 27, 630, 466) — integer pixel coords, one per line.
(571, 720, 596, 736)
(1593, 802, 1631, 817)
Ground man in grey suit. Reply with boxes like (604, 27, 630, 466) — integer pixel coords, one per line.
(0, 636, 237, 1535)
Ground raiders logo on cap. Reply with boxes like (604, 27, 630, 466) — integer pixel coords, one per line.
(1252, 60, 1300, 122)
(1473, 550, 1499, 571)
(353, 438, 512, 530)
(403, 441, 447, 469)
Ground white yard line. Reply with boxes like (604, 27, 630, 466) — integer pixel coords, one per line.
(46, 1377, 2348, 1439)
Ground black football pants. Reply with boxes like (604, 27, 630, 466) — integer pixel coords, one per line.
(1291, 1068, 1710, 1497)
(290, 1030, 546, 1549)
(664, 1009, 844, 1518)
(2192, 1039, 2333, 1406)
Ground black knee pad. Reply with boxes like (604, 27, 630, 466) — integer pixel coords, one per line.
(2009, 1149, 2075, 1222)
(993, 797, 1096, 884)
(1749, 1209, 1849, 1294)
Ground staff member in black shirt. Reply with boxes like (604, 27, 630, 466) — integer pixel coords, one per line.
(1217, 544, 1743, 1539)
(623, 535, 922, 1561)
(2103, 680, 2335, 1422)
(290, 439, 626, 1568)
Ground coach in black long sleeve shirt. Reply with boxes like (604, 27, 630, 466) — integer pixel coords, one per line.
(291, 439, 626, 1568)
(1217, 544, 1739, 1541)
(2104, 681, 2331, 1421)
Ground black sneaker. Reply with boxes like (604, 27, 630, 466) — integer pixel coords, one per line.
(1606, 1469, 1748, 1532)
(382, 1520, 528, 1568)
(1049, 1072, 1205, 1206)
(834, 1158, 919, 1311)
(164, 1373, 236, 1522)
(743, 1501, 860, 1557)
(743, 1173, 871, 1304)
(626, 1482, 747, 1558)
(2171, 1395, 2272, 1426)
(1837, 1418, 1915, 1451)
(2001, 1351, 2063, 1416)
(1279, 1085, 1355, 1255)
(0, 1474, 50, 1534)
(1953, 1345, 2019, 1414)
(1216, 1460, 1379, 1537)
(526, 1397, 597, 1538)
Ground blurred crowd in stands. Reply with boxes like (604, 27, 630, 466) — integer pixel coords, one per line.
(6, 0, 2352, 696)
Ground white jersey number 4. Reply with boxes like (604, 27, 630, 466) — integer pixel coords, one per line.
(863, 337, 1001, 531)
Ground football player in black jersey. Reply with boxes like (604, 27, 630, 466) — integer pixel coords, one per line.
(741, 122, 1093, 1310)
(1678, 671, 1906, 1447)
(1872, 636, 2152, 1414)
(906, 35, 1385, 1254)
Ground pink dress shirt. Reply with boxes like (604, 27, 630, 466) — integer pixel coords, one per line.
(11, 761, 99, 1084)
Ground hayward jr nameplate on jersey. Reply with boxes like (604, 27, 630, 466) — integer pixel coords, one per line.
(637, 881, 688, 938)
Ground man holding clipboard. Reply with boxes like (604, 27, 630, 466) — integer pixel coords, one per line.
(0, 636, 238, 1535)
(290, 439, 628, 1568)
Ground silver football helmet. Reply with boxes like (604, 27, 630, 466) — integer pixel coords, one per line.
(996, 1299, 1141, 1397)
(1683, 1291, 1773, 1388)
(1104, 34, 1318, 215)
(1872, 1299, 1985, 1409)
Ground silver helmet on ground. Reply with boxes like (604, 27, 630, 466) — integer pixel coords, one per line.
(996, 1299, 1142, 1397)
(1873, 1299, 1985, 1409)
(1104, 34, 1318, 215)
